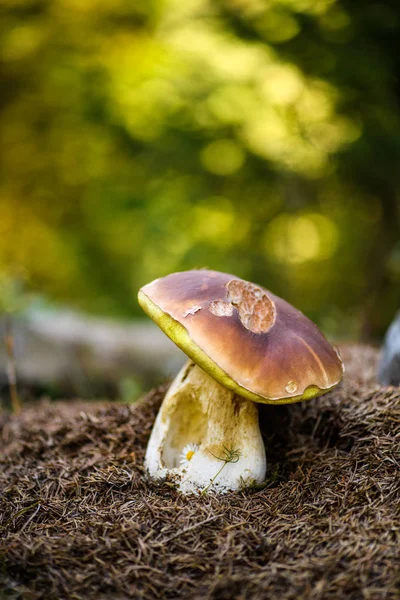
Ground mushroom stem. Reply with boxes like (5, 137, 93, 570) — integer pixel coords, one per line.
(145, 360, 267, 494)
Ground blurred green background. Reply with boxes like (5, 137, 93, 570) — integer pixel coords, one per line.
(1, 0, 399, 340)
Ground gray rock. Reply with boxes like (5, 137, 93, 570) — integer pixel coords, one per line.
(378, 311, 400, 386)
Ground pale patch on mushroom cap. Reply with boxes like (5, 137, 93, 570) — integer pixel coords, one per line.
(138, 270, 344, 403)
(225, 279, 276, 334)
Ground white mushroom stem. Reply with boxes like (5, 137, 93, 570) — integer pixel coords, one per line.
(145, 360, 266, 494)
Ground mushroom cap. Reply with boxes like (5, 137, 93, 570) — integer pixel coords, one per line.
(138, 270, 344, 404)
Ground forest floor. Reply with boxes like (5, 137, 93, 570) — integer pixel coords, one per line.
(1, 345, 399, 600)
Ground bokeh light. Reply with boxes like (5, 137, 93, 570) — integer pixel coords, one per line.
(264, 213, 338, 264)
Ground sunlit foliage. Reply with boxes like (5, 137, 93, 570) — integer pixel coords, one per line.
(0, 0, 399, 337)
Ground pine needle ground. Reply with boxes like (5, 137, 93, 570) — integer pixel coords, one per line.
(1, 344, 399, 599)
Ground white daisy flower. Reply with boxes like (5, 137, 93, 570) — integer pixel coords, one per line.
(179, 443, 199, 467)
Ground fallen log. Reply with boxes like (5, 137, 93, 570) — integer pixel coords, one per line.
(0, 309, 185, 397)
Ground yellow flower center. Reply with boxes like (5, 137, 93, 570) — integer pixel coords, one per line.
(186, 450, 195, 461)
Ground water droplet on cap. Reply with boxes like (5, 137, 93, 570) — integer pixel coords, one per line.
(285, 381, 298, 394)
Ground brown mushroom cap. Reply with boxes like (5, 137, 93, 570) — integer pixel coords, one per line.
(138, 270, 344, 404)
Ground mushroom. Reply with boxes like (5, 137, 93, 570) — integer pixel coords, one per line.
(138, 270, 344, 494)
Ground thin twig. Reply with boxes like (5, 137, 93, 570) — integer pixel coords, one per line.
(159, 515, 221, 544)
(20, 503, 41, 532)
(4, 314, 21, 414)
